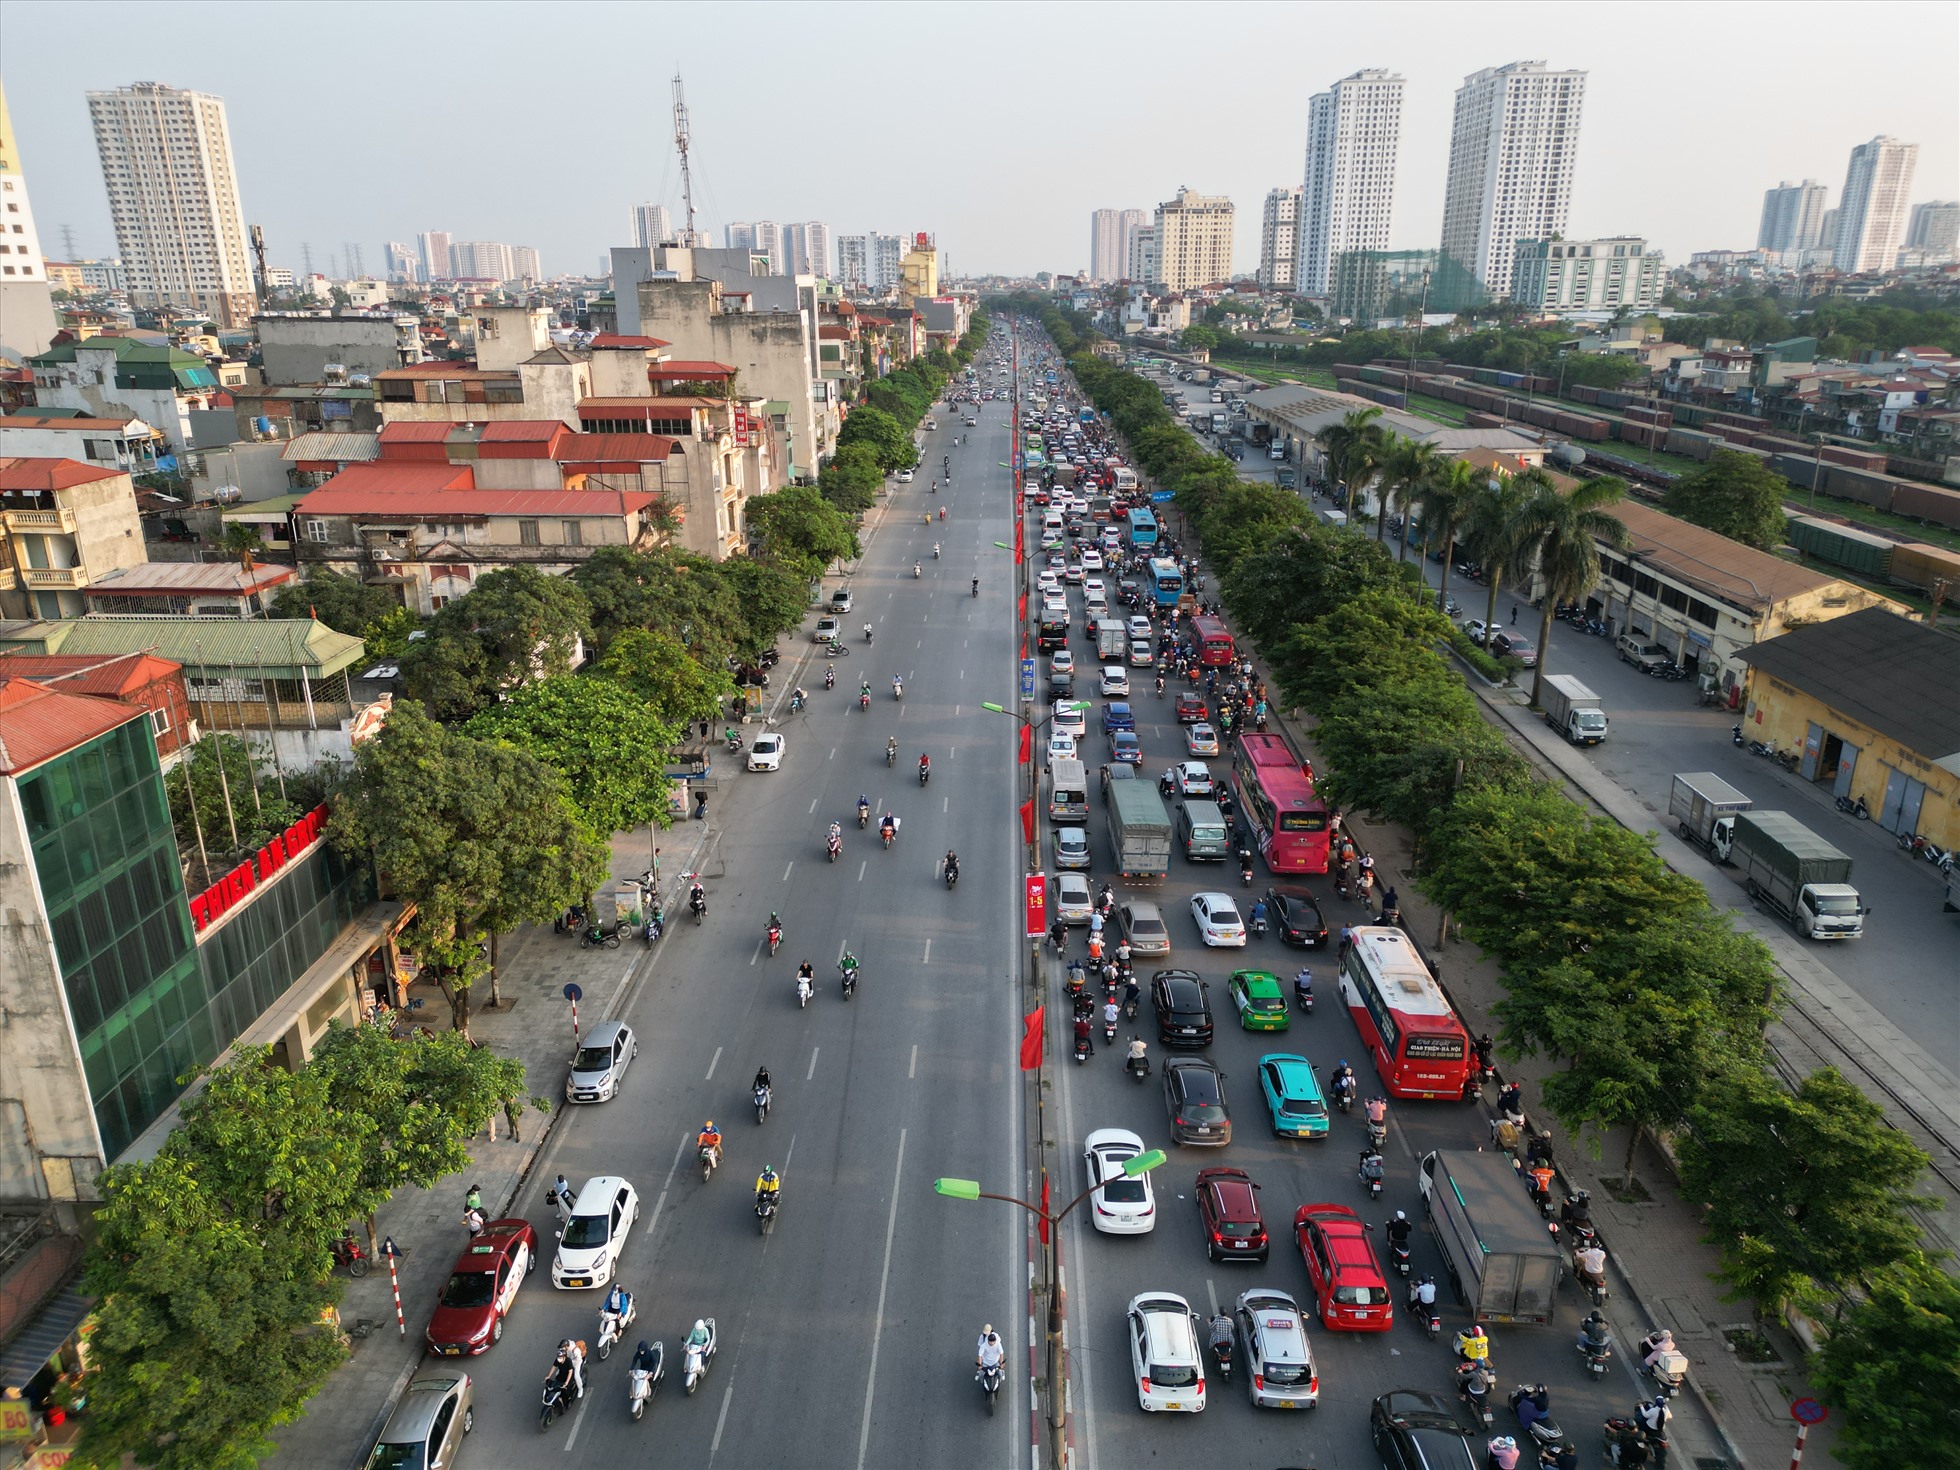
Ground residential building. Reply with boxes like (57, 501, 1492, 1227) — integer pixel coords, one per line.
(255, 312, 424, 385)
(1511, 236, 1664, 312)
(262, 265, 293, 292)
(750, 221, 781, 274)
(1257, 188, 1302, 290)
(837, 234, 869, 289)
(82, 560, 294, 618)
(1905, 200, 1959, 260)
(1833, 136, 1918, 274)
(1091, 209, 1133, 283)
(417, 230, 452, 282)
(0, 648, 192, 763)
(1757, 180, 1829, 253)
(629, 203, 673, 250)
(1815, 208, 1840, 257)
(85, 82, 256, 326)
(231, 382, 380, 441)
(780, 222, 830, 280)
(1128, 224, 1160, 286)
(1297, 68, 1404, 296)
(0, 458, 146, 619)
(25, 335, 221, 451)
(384, 240, 419, 283)
(1437, 60, 1587, 298)
(508, 246, 542, 283)
(1328, 247, 1487, 324)
(0, 81, 58, 359)
(870, 232, 905, 290)
(899, 234, 939, 301)
(1153, 188, 1234, 292)
(0, 408, 166, 478)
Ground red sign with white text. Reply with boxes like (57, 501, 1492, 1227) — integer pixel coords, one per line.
(188, 804, 330, 933)
(1024, 873, 1048, 939)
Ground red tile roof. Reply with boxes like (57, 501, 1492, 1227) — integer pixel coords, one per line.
(296, 481, 655, 519)
(478, 421, 567, 443)
(299, 463, 476, 509)
(0, 676, 149, 776)
(818, 325, 852, 340)
(0, 457, 129, 492)
(377, 422, 455, 443)
(0, 651, 182, 698)
(589, 334, 672, 350)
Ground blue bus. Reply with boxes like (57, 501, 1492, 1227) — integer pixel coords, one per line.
(1127, 508, 1159, 549)
(1078, 405, 1095, 425)
(1148, 556, 1185, 608)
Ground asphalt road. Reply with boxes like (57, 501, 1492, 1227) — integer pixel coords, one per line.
(452, 374, 1030, 1464)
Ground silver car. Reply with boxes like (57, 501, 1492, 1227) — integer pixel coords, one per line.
(1235, 1289, 1318, 1409)
(1119, 900, 1172, 957)
(1052, 826, 1092, 871)
(565, 1021, 637, 1104)
(366, 1368, 474, 1469)
(1054, 872, 1094, 926)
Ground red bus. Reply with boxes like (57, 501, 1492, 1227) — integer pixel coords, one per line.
(1338, 926, 1472, 1099)
(1191, 614, 1235, 668)
(1231, 733, 1331, 874)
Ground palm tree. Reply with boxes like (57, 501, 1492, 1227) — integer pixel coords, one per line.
(1461, 468, 1538, 643)
(1316, 406, 1385, 514)
(1378, 437, 1437, 560)
(1511, 474, 1633, 707)
(1414, 458, 1481, 613)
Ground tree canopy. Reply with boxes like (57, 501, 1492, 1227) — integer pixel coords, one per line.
(1812, 1256, 1960, 1470)
(398, 566, 592, 724)
(744, 484, 859, 578)
(1660, 450, 1791, 551)
(836, 404, 917, 472)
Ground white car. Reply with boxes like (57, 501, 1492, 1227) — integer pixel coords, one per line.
(747, 733, 786, 772)
(1184, 723, 1219, 757)
(1462, 619, 1495, 646)
(1127, 615, 1153, 640)
(1235, 1289, 1319, 1409)
(1046, 731, 1079, 764)
(551, 1176, 640, 1289)
(1082, 550, 1105, 572)
(1054, 872, 1094, 926)
(1189, 892, 1248, 948)
(1051, 650, 1076, 676)
(1053, 703, 1087, 738)
(897, 468, 914, 483)
(1084, 1128, 1157, 1235)
(1065, 562, 1084, 585)
(1172, 761, 1215, 797)
(1127, 1292, 1206, 1412)
(1053, 825, 1092, 871)
(1082, 576, 1106, 601)
(1100, 666, 1131, 697)
(1037, 570, 1063, 593)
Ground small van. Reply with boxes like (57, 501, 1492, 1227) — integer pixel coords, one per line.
(1177, 799, 1231, 860)
(1616, 633, 1669, 671)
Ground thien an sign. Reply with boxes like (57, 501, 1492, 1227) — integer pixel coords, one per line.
(188, 804, 330, 933)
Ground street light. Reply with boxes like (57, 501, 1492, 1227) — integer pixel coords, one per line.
(934, 1149, 1167, 1467)
(983, 699, 1090, 874)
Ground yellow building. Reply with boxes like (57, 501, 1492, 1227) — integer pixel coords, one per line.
(899, 235, 938, 302)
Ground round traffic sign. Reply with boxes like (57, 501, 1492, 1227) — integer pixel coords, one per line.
(562, 982, 583, 1002)
(1790, 1398, 1827, 1425)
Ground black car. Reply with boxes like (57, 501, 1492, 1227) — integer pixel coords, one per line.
(1151, 969, 1214, 1048)
(1370, 1390, 1479, 1470)
(1265, 886, 1328, 949)
(1164, 1057, 1231, 1146)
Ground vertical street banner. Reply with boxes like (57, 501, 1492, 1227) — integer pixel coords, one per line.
(1019, 800, 1037, 849)
(1019, 1006, 1045, 1071)
(1022, 870, 1046, 937)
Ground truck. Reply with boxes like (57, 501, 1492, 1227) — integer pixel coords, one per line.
(1211, 412, 1229, 434)
(1189, 368, 1211, 385)
(1416, 1150, 1562, 1325)
(1096, 623, 1128, 662)
(1106, 780, 1173, 881)
(1729, 810, 1866, 939)
(1540, 674, 1608, 745)
(1668, 772, 1753, 861)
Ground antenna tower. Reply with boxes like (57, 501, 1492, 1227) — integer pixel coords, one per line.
(250, 224, 269, 306)
(672, 73, 700, 246)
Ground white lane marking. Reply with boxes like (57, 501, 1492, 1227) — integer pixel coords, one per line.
(783, 1133, 798, 1171)
(783, 860, 795, 883)
(855, 1127, 908, 1470)
(858, 860, 868, 882)
(563, 1375, 592, 1447)
(830, 747, 837, 759)
(908, 1044, 917, 1079)
(711, 1378, 735, 1456)
(749, 941, 760, 966)
(705, 1046, 722, 1081)
(641, 1131, 692, 1254)
(807, 1047, 819, 1081)
(923, 938, 932, 964)
(808, 798, 819, 814)
(943, 796, 949, 813)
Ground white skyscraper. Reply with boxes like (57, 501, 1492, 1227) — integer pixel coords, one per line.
(508, 246, 542, 282)
(1296, 68, 1404, 296)
(1127, 224, 1159, 286)
(1258, 188, 1303, 290)
(781, 221, 830, 279)
(0, 81, 58, 358)
(1833, 136, 1918, 273)
(628, 203, 673, 249)
(385, 240, 420, 282)
(1438, 60, 1587, 298)
(1091, 209, 1127, 282)
(1154, 187, 1234, 292)
(86, 81, 257, 325)
(1905, 201, 1959, 260)
(725, 221, 756, 253)
(870, 233, 905, 289)
(418, 230, 452, 282)
(838, 235, 869, 289)
(1757, 180, 1829, 253)
(751, 221, 782, 274)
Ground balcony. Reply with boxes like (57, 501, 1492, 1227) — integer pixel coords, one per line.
(4, 507, 78, 534)
(0, 567, 15, 592)
(21, 567, 87, 590)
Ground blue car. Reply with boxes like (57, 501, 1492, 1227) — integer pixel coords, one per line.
(1102, 701, 1136, 735)
(1110, 730, 1143, 765)
(1257, 1053, 1330, 1139)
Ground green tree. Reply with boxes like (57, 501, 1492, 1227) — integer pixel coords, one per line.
(164, 733, 309, 879)
(398, 566, 592, 724)
(1812, 1256, 1960, 1470)
(1414, 457, 1482, 613)
(567, 547, 742, 664)
(1221, 519, 1403, 646)
(1680, 1066, 1934, 1308)
(1511, 473, 1632, 708)
(1180, 324, 1222, 352)
(1660, 450, 1791, 550)
(818, 443, 885, 514)
(1316, 406, 1386, 510)
(744, 484, 859, 578)
(464, 675, 680, 838)
(269, 567, 404, 640)
(1559, 354, 1643, 389)
(714, 555, 812, 656)
(1377, 435, 1437, 559)
(836, 404, 917, 471)
(592, 627, 736, 726)
(1268, 589, 1457, 711)
(1460, 467, 1535, 638)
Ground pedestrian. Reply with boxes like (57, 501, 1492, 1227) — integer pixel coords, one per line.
(502, 1097, 525, 1142)
(693, 789, 709, 821)
(465, 1182, 484, 1214)
(464, 1206, 485, 1238)
(1511, 604, 1519, 624)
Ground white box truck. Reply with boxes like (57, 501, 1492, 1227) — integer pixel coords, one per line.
(1540, 675, 1607, 745)
(1668, 772, 1753, 862)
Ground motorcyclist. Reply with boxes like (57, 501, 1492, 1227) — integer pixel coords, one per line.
(881, 811, 899, 844)
(1122, 978, 1140, 1018)
(933, 542, 941, 558)
(863, 623, 874, 643)
(886, 735, 898, 764)
(752, 1065, 773, 1103)
(1102, 996, 1119, 1033)
(601, 1282, 634, 1341)
(796, 960, 815, 999)
(555, 1336, 587, 1399)
(1639, 1329, 1677, 1371)
(696, 1120, 721, 1168)
(1359, 1148, 1385, 1189)
(684, 1319, 712, 1357)
(975, 1325, 1005, 1380)
(629, 1339, 661, 1378)
(1365, 1095, 1389, 1130)
(1577, 1310, 1613, 1354)
(825, 666, 835, 690)
(893, 674, 905, 698)
(754, 1165, 781, 1208)
(1636, 1396, 1672, 1437)
(1073, 1013, 1093, 1055)
(766, 911, 782, 947)
(1575, 1242, 1607, 1292)
(1454, 1324, 1491, 1365)
(1329, 1061, 1357, 1107)
(918, 753, 931, 779)
(1385, 1209, 1413, 1252)
(1125, 1036, 1149, 1074)
(944, 850, 960, 881)
(1408, 1273, 1438, 1311)
(839, 950, 860, 988)
(857, 795, 871, 826)
(971, 577, 979, 597)
(1487, 1434, 1521, 1470)
(545, 1349, 578, 1406)
(689, 882, 707, 918)
(913, 562, 921, 578)
(1560, 1189, 1593, 1232)
(1511, 1383, 1551, 1436)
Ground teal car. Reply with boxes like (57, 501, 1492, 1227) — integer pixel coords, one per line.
(1227, 971, 1290, 1032)
(1258, 1053, 1330, 1139)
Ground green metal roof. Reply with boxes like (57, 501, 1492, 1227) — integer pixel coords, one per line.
(28, 336, 219, 392)
(0, 617, 365, 679)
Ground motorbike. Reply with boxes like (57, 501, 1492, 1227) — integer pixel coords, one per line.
(330, 1231, 370, 1277)
(1834, 793, 1870, 819)
(1124, 1043, 1151, 1085)
(699, 1142, 720, 1182)
(754, 1084, 772, 1124)
(1294, 968, 1315, 1014)
(683, 1319, 719, 1395)
(823, 640, 848, 659)
(1359, 1153, 1385, 1200)
(1249, 908, 1268, 937)
(579, 922, 623, 950)
(1102, 1012, 1118, 1045)
(1508, 1385, 1564, 1449)
(767, 923, 782, 957)
(860, 691, 871, 711)
(1367, 1112, 1389, 1151)
(894, 680, 904, 700)
(796, 973, 812, 1009)
(540, 1373, 573, 1433)
(627, 1341, 665, 1421)
(597, 1298, 637, 1360)
(1748, 738, 1776, 758)
(825, 668, 836, 690)
(978, 1357, 1004, 1416)
(882, 823, 897, 849)
(913, 564, 922, 578)
(1457, 1362, 1496, 1428)
(885, 743, 897, 767)
(858, 804, 870, 828)
(827, 834, 842, 862)
(1208, 1313, 1235, 1382)
(1731, 724, 1745, 747)
(755, 1188, 779, 1235)
(725, 733, 744, 755)
(1577, 1255, 1608, 1307)
(864, 626, 875, 643)
(689, 893, 707, 926)
(919, 761, 931, 786)
(945, 860, 960, 890)
(1388, 1238, 1412, 1277)
(1605, 1416, 1662, 1469)
(1072, 1027, 1091, 1064)
(1407, 1277, 1442, 1339)
(840, 959, 860, 999)
(1642, 1338, 1689, 1397)
(788, 692, 804, 713)
(644, 905, 664, 944)
(1579, 1338, 1612, 1378)
(1333, 1080, 1356, 1114)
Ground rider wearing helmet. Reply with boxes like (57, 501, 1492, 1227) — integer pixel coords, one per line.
(1386, 1209, 1413, 1248)
(975, 1323, 1004, 1379)
(755, 1165, 781, 1205)
(696, 1119, 721, 1165)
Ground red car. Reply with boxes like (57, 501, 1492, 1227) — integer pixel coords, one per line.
(1174, 693, 1208, 725)
(1196, 1167, 1268, 1263)
(1294, 1204, 1393, 1331)
(425, 1218, 538, 1356)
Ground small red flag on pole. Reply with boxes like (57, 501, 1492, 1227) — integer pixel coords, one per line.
(1020, 1005, 1045, 1071)
(1039, 1173, 1051, 1244)
(1019, 799, 1036, 846)
(1019, 724, 1032, 765)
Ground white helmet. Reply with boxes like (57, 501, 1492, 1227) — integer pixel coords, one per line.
(694, 1318, 707, 1333)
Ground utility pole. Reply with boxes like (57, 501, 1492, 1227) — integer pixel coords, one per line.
(59, 223, 78, 261)
(249, 225, 269, 310)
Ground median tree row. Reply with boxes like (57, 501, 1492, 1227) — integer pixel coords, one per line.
(1030, 311, 1948, 1468)
(819, 311, 989, 514)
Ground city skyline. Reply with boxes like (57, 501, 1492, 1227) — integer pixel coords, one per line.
(2, 0, 1954, 279)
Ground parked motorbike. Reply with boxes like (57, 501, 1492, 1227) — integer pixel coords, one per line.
(1731, 724, 1745, 747)
(1834, 793, 1870, 820)
(626, 1340, 665, 1422)
(330, 1231, 370, 1277)
(579, 922, 623, 950)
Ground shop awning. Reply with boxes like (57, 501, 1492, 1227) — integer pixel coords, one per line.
(1, 1288, 93, 1391)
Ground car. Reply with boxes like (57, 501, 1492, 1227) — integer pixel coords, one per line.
(1151, 969, 1214, 1048)
(565, 1020, 638, 1104)
(1109, 730, 1143, 765)
(1173, 692, 1208, 724)
(365, 1368, 475, 1470)
(1227, 971, 1289, 1031)
(1190, 891, 1248, 947)
(1042, 593, 1070, 618)
(1490, 631, 1537, 667)
(1371, 1390, 1480, 1470)
(1294, 1203, 1394, 1330)
(814, 616, 841, 643)
(1257, 1052, 1330, 1138)
(1164, 1057, 1231, 1146)
(1036, 569, 1062, 593)
(1265, 886, 1328, 949)
(964, 416, 978, 428)
(1049, 669, 1076, 702)
(1053, 826, 1092, 870)
(1065, 562, 1084, 584)
(1196, 1166, 1268, 1263)
(1054, 703, 1087, 739)
(1100, 666, 1130, 698)
(1082, 574, 1106, 598)
(1616, 633, 1670, 670)
(1127, 615, 1152, 640)
(897, 468, 914, 483)
(1101, 762, 1136, 794)
(552, 1176, 640, 1290)
(1118, 900, 1171, 957)
(1232, 1288, 1320, 1409)
(1127, 1292, 1207, 1412)
(1050, 649, 1076, 676)
(746, 732, 786, 772)
(1102, 701, 1136, 734)
(1129, 640, 1154, 667)
(1084, 1128, 1157, 1235)
(1172, 761, 1216, 797)
(1045, 731, 1078, 763)
(1184, 722, 1220, 757)
(1461, 619, 1495, 646)
(425, 1218, 538, 1354)
(1054, 872, 1093, 925)
(1081, 550, 1104, 572)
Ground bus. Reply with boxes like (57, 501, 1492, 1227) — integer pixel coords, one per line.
(1338, 926, 1472, 1099)
(1046, 757, 1089, 825)
(1147, 557, 1185, 608)
(1190, 614, 1235, 668)
(1231, 732, 1331, 874)
(1127, 507, 1158, 549)
(1078, 405, 1096, 425)
(1112, 466, 1139, 494)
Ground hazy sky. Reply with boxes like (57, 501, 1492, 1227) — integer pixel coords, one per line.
(5, 0, 1955, 280)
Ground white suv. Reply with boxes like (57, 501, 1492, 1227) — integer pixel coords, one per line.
(1127, 1293, 1206, 1412)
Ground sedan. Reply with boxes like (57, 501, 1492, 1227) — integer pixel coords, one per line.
(424, 1219, 537, 1354)
(1372, 1390, 1480, 1470)
(1053, 826, 1091, 871)
(1164, 1057, 1232, 1146)
(1082, 550, 1104, 572)
(1196, 1166, 1268, 1263)
(365, 1369, 475, 1470)
(1172, 761, 1215, 797)
(1258, 1053, 1331, 1138)
(1084, 1128, 1157, 1235)
(1295, 1203, 1394, 1330)
(746, 732, 786, 772)
(1100, 666, 1130, 698)
(1065, 562, 1084, 585)
(1129, 640, 1154, 667)
(1109, 730, 1143, 766)
(897, 468, 914, 483)
(1226, 970, 1289, 1031)
(565, 1020, 638, 1104)
(1184, 723, 1219, 757)
(1173, 692, 1208, 725)
(1151, 969, 1213, 1048)
(1118, 900, 1171, 957)
(1050, 649, 1076, 676)
(1046, 731, 1078, 763)
(1190, 892, 1248, 947)
(1236, 1289, 1320, 1410)
(814, 616, 841, 643)
(1127, 615, 1153, 640)
(1266, 886, 1328, 949)
(1055, 872, 1094, 926)
(1037, 569, 1063, 593)
(1082, 575, 1106, 600)
(552, 1177, 640, 1290)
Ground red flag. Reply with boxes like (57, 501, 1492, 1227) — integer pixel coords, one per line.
(1020, 1006, 1045, 1071)
(1019, 724, 1032, 765)
(1019, 798, 1036, 846)
(1017, 591, 1027, 624)
(1039, 1173, 1051, 1244)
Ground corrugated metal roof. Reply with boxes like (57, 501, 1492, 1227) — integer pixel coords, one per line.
(479, 421, 567, 442)
(0, 650, 180, 696)
(299, 463, 476, 504)
(280, 432, 380, 463)
(0, 676, 148, 776)
(555, 434, 673, 464)
(1739, 607, 1960, 767)
(648, 360, 737, 377)
(376, 422, 455, 443)
(0, 457, 128, 492)
(84, 561, 295, 596)
(0, 617, 366, 679)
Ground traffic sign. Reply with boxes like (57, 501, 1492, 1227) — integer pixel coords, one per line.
(1020, 658, 1036, 699)
(562, 982, 583, 1002)
(1790, 1398, 1827, 1425)
(1151, 490, 1174, 502)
